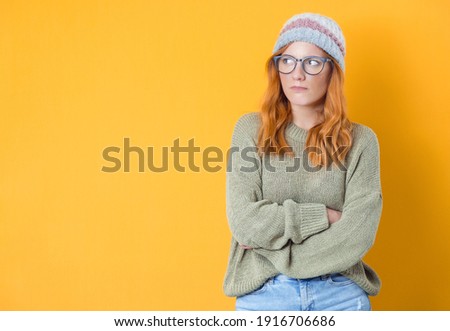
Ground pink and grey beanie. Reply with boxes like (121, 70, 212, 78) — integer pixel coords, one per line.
(273, 13, 346, 72)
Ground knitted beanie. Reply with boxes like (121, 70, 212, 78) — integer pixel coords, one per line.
(272, 13, 346, 72)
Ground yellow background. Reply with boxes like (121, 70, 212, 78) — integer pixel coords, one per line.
(1, 0, 449, 310)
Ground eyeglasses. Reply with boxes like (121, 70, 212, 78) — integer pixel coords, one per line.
(273, 54, 333, 75)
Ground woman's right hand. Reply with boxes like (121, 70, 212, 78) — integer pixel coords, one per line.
(326, 207, 342, 225)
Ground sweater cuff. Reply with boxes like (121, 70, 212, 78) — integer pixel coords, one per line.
(298, 203, 329, 240)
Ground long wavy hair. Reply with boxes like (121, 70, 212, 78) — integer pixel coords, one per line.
(256, 43, 354, 169)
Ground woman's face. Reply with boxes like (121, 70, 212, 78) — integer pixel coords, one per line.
(278, 41, 333, 112)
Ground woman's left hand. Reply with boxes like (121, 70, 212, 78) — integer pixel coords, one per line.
(239, 244, 253, 250)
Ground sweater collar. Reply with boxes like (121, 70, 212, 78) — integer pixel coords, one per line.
(285, 121, 309, 141)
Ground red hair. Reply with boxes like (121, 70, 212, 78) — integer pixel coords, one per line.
(256, 44, 354, 169)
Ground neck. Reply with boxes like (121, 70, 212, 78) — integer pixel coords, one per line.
(291, 105, 325, 130)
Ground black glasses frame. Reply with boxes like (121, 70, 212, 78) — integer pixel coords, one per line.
(273, 54, 333, 75)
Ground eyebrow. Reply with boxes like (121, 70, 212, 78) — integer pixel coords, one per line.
(282, 53, 323, 58)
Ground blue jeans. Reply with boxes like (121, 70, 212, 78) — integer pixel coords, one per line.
(236, 273, 371, 311)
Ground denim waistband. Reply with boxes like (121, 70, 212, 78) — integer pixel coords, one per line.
(274, 273, 331, 282)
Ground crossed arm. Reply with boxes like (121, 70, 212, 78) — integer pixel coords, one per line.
(226, 119, 382, 273)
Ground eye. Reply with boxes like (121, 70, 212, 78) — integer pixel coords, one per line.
(281, 56, 294, 65)
(306, 58, 323, 66)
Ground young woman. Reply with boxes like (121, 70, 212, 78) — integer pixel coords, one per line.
(223, 13, 383, 311)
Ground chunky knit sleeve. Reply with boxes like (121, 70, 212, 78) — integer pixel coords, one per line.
(253, 130, 383, 277)
(226, 114, 330, 250)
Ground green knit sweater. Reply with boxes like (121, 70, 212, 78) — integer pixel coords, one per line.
(223, 112, 383, 297)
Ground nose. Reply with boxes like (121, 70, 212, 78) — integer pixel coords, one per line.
(292, 61, 306, 80)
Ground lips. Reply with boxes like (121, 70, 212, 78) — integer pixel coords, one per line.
(290, 86, 307, 91)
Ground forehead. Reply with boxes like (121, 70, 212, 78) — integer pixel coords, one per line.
(282, 41, 326, 57)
